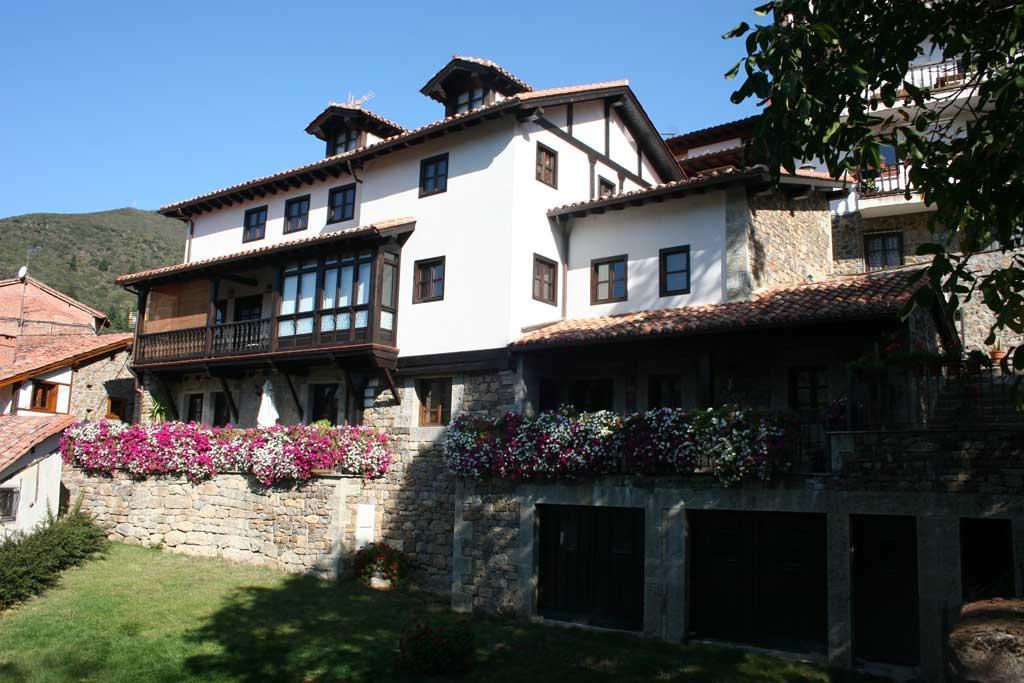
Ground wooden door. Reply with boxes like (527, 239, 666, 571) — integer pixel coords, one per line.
(852, 514, 919, 665)
(537, 505, 644, 630)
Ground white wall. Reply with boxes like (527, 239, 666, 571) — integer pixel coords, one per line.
(0, 446, 63, 538)
(566, 192, 727, 318)
(14, 367, 73, 416)
(181, 95, 673, 357)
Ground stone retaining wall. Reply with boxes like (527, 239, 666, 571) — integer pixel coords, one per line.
(62, 468, 360, 576)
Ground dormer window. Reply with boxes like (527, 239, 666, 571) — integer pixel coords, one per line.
(454, 88, 487, 115)
(332, 128, 360, 155)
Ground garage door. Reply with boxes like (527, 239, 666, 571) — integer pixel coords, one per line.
(537, 504, 645, 630)
(689, 510, 828, 653)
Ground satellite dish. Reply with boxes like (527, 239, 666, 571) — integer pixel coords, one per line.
(17, 265, 27, 281)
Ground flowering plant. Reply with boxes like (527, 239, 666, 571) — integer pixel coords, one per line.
(60, 420, 392, 487)
(397, 617, 475, 675)
(443, 405, 786, 486)
(350, 542, 410, 588)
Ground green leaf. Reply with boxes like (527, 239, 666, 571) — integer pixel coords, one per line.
(753, 1, 775, 16)
(722, 22, 749, 40)
(724, 61, 741, 80)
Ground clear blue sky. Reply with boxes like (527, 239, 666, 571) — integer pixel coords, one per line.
(0, 1, 762, 217)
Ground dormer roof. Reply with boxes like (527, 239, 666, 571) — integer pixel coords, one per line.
(304, 103, 406, 142)
(420, 55, 532, 103)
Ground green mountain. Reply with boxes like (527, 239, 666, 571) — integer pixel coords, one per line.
(0, 208, 186, 331)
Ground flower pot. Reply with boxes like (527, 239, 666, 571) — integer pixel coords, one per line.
(990, 350, 1008, 364)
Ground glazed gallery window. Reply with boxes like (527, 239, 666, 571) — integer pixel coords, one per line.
(328, 184, 356, 223)
(332, 128, 360, 155)
(659, 246, 691, 296)
(864, 232, 904, 271)
(419, 153, 449, 197)
(0, 488, 18, 522)
(30, 381, 59, 413)
(319, 251, 374, 334)
(284, 195, 310, 234)
(243, 206, 267, 242)
(379, 251, 399, 332)
(454, 88, 487, 114)
(414, 257, 445, 303)
(418, 377, 452, 426)
(533, 254, 557, 305)
(536, 143, 557, 188)
(591, 255, 627, 304)
(278, 260, 319, 338)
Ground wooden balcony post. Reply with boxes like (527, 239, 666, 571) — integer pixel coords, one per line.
(270, 268, 282, 352)
(205, 278, 220, 356)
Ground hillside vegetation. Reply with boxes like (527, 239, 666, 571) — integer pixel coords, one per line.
(0, 208, 185, 330)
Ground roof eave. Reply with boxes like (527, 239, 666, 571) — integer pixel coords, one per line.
(0, 337, 133, 389)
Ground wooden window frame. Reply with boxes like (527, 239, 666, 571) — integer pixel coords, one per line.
(331, 127, 361, 156)
(536, 143, 558, 188)
(590, 254, 628, 305)
(417, 377, 452, 426)
(242, 205, 268, 243)
(413, 256, 445, 304)
(29, 381, 59, 413)
(327, 184, 357, 224)
(283, 194, 311, 234)
(532, 254, 558, 306)
(419, 153, 449, 197)
(863, 231, 904, 272)
(659, 245, 691, 297)
(0, 487, 18, 522)
(186, 393, 204, 424)
(598, 176, 616, 198)
(648, 373, 683, 409)
(105, 396, 129, 421)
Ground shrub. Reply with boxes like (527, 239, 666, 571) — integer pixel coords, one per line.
(397, 616, 475, 676)
(443, 405, 786, 486)
(350, 542, 410, 588)
(60, 420, 393, 487)
(0, 506, 106, 610)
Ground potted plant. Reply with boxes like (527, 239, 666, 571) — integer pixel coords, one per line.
(990, 339, 1008, 365)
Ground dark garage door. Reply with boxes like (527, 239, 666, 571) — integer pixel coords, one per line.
(689, 510, 828, 653)
(852, 514, 919, 665)
(537, 504, 645, 630)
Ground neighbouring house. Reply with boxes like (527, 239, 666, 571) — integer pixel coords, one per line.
(0, 276, 133, 535)
(77, 54, 1022, 681)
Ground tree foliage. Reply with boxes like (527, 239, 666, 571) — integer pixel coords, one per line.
(726, 1, 1024, 360)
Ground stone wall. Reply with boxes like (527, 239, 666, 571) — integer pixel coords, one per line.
(959, 251, 1024, 353)
(70, 349, 135, 422)
(353, 368, 520, 594)
(748, 192, 834, 289)
(63, 467, 360, 576)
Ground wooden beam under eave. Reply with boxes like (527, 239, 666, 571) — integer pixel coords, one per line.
(253, 186, 267, 198)
(381, 367, 400, 404)
(312, 169, 328, 181)
(282, 371, 303, 422)
(288, 177, 303, 189)
(240, 189, 255, 200)
(218, 376, 239, 423)
(231, 192, 247, 204)
(327, 165, 342, 178)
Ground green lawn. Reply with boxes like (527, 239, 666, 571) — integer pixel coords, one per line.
(0, 543, 879, 682)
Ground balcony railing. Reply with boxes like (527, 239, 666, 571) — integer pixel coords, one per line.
(135, 327, 207, 363)
(859, 160, 910, 197)
(905, 59, 966, 92)
(211, 318, 271, 356)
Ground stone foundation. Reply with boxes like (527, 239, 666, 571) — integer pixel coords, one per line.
(63, 468, 360, 576)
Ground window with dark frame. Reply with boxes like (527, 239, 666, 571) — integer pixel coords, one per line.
(418, 377, 452, 426)
(186, 393, 204, 424)
(328, 184, 356, 223)
(0, 488, 18, 522)
(413, 257, 445, 303)
(105, 396, 129, 422)
(864, 232, 904, 271)
(419, 153, 449, 197)
(454, 88, 487, 114)
(648, 374, 683, 409)
(379, 251, 399, 334)
(536, 143, 558, 188)
(332, 128, 360, 155)
(212, 392, 230, 427)
(591, 255, 628, 304)
(284, 195, 310, 234)
(532, 254, 557, 305)
(311, 384, 340, 426)
(598, 177, 616, 198)
(243, 206, 267, 243)
(659, 245, 691, 296)
(233, 294, 263, 322)
(30, 381, 59, 413)
(570, 379, 614, 413)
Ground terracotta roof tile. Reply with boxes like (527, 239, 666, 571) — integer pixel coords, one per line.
(0, 333, 133, 388)
(0, 414, 76, 474)
(304, 103, 407, 138)
(160, 81, 633, 214)
(512, 269, 923, 349)
(116, 217, 415, 285)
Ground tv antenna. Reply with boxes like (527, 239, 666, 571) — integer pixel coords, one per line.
(344, 91, 376, 108)
(18, 245, 42, 332)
